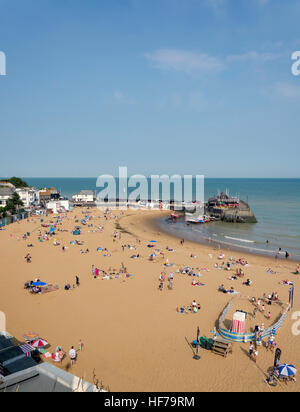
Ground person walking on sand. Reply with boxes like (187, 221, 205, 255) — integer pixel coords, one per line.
(251, 349, 258, 363)
(76, 275, 80, 287)
(69, 346, 77, 366)
(249, 342, 254, 359)
(78, 339, 83, 352)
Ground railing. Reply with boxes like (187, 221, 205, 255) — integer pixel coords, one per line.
(218, 298, 290, 343)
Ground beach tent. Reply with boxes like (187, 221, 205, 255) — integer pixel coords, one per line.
(49, 227, 55, 234)
(32, 281, 47, 287)
(97, 247, 103, 252)
(232, 311, 246, 334)
(73, 230, 81, 235)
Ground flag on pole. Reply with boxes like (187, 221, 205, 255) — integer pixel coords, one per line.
(289, 286, 294, 308)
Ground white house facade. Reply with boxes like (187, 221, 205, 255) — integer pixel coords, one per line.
(46, 200, 70, 214)
(72, 190, 95, 203)
(16, 188, 39, 208)
(0, 186, 15, 207)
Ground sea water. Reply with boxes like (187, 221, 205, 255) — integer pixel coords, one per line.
(24, 177, 300, 259)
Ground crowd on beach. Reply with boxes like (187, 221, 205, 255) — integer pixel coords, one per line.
(13, 206, 298, 389)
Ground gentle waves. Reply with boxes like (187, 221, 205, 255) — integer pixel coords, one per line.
(24, 177, 300, 259)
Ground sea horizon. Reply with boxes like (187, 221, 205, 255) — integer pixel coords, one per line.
(16, 177, 300, 260)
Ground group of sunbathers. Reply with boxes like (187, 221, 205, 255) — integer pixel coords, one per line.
(218, 284, 236, 294)
(177, 300, 201, 314)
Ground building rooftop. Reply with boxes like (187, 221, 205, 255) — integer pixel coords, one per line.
(0, 186, 14, 196)
(78, 190, 94, 196)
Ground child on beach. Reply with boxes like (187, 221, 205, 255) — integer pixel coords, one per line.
(249, 342, 254, 358)
(78, 340, 83, 352)
(251, 349, 258, 363)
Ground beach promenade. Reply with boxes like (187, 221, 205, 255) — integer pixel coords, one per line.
(0, 208, 299, 392)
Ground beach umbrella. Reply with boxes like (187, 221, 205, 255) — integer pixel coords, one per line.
(32, 281, 47, 286)
(31, 338, 49, 348)
(97, 247, 103, 251)
(278, 364, 297, 377)
(23, 332, 39, 342)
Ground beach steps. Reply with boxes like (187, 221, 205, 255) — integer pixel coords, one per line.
(211, 338, 233, 358)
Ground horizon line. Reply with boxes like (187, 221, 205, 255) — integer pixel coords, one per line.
(19, 176, 300, 179)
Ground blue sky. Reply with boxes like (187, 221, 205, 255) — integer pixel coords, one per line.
(0, 0, 300, 178)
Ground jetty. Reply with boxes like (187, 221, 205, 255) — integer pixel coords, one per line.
(184, 191, 257, 224)
(205, 191, 257, 223)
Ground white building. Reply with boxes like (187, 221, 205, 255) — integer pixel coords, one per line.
(72, 190, 95, 203)
(46, 199, 70, 214)
(16, 187, 39, 208)
(0, 186, 15, 207)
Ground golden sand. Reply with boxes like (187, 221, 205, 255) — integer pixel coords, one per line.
(0, 208, 299, 392)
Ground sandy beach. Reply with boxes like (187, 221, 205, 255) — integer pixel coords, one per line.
(0, 207, 299, 392)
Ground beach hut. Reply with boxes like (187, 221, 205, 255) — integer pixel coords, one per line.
(232, 311, 246, 334)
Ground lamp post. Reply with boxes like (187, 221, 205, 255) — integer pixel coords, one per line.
(193, 326, 200, 360)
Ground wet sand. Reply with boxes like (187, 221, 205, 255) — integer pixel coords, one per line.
(0, 207, 299, 392)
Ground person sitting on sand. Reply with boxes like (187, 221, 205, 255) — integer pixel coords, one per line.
(280, 280, 293, 285)
(25, 254, 31, 263)
(57, 349, 65, 363)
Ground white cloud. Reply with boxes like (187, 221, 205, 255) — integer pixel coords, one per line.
(144, 49, 224, 76)
(113, 91, 136, 105)
(227, 51, 279, 63)
(145, 48, 280, 77)
(273, 82, 300, 99)
(205, 0, 226, 10)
